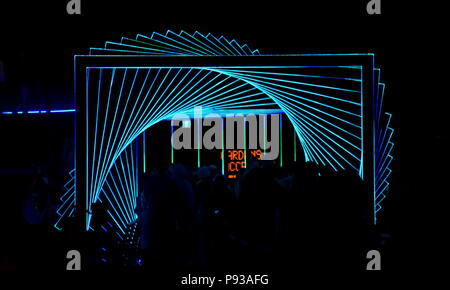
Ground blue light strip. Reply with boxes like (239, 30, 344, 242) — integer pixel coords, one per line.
(50, 109, 76, 113)
(1, 109, 76, 115)
(56, 140, 139, 234)
(143, 130, 146, 173)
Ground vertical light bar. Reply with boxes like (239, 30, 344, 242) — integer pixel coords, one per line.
(263, 114, 266, 154)
(243, 116, 247, 167)
(171, 123, 174, 164)
(85, 68, 91, 230)
(280, 114, 283, 167)
(293, 126, 297, 162)
(360, 67, 364, 179)
(221, 117, 225, 175)
(197, 117, 201, 168)
(143, 130, 146, 173)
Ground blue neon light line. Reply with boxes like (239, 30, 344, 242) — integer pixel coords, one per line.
(232, 76, 362, 157)
(212, 68, 362, 82)
(123, 145, 137, 214)
(72, 32, 394, 231)
(120, 37, 184, 55)
(107, 210, 126, 235)
(194, 32, 227, 55)
(101, 69, 141, 190)
(161, 31, 215, 55)
(221, 71, 362, 116)
(103, 180, 133, 225)
(179, 31, 221, 55)
(218, 69, 361, 94)
(282, 104, 343, 170)
(114, 154, 134, 219)
(211, 69, 362, 127)
(93, 69, 116, 203)
(50, 109, 76, 113)
(154, 31, 212, 56)
(143, 130, 146, 173)
(115, 69, 163, 156)
(138, 34, 203, 56)
(96, 69, 129, 203)
(89, 68, 102, 224)
(83, 65, 362, 229)
(1, 109, 75, 115)
(111, 154, 135, 220)
(260, 86, 347, 170)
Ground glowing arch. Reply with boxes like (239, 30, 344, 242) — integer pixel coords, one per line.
(56, 31, 393, 234)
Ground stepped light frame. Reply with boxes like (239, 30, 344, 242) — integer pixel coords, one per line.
(55, 32, 393, 234)
(74, 54, 380, 230)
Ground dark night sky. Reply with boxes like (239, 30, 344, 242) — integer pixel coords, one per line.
(1, 1, 446, 176)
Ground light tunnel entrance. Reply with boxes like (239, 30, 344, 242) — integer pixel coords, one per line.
(55, 32, 394, 240)
(78, 64, 367, 235)
(140, 112, 304, 178)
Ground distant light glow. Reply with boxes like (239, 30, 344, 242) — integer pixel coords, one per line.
(1, 109, 75, 115)
(50, 109, 76, 113)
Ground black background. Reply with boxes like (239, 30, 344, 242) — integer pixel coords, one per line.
(0, 0, 447, 276)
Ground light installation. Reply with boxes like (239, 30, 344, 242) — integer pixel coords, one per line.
(1, 109, 75, 114)
(53, 31, 393, 236)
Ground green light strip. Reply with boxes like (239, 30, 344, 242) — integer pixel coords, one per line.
(197, 118, 201, 168)
(244, 116, 247, 167)
(280, 115, 283, 167)
(221, 117, 225, 175)
(171, 124, 174, 164)
(294, 127, 297, 162)
(263, 115, 266, 154)
(143, 130, 146, 173)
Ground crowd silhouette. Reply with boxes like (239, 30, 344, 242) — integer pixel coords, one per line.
(6, 159, 380, 273)
(137, 160, 378, 273)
